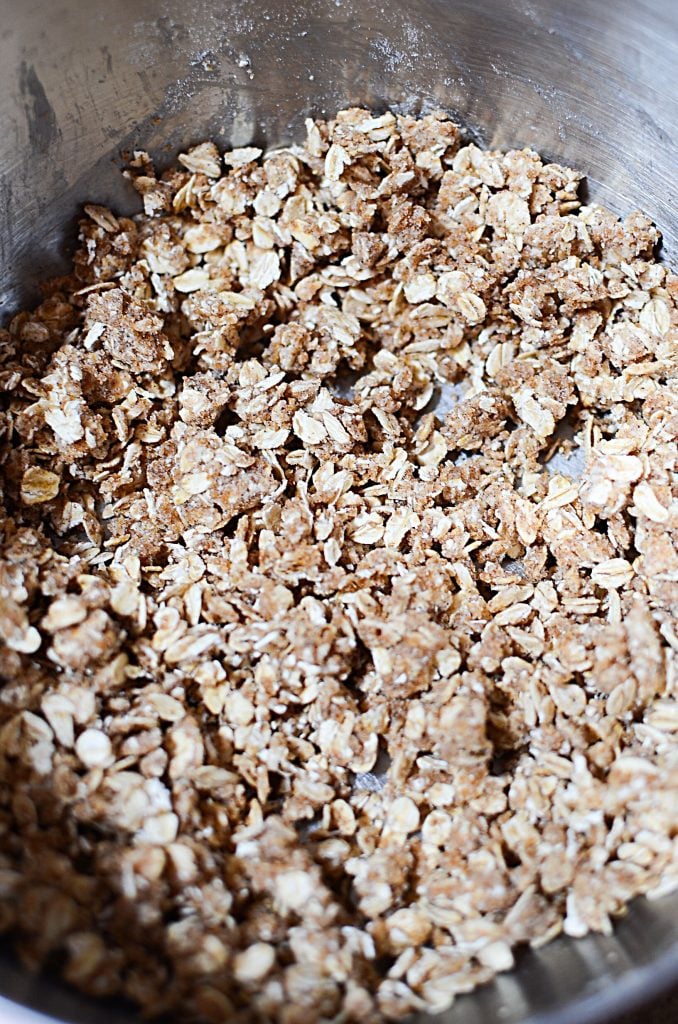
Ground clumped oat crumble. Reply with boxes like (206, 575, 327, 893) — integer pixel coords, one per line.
(0, 107, 676, 1023)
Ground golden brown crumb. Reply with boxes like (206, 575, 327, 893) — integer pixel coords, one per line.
(0, 107, 676, 1024)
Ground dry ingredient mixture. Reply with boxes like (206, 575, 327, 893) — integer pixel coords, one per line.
(0, 108, 676, 1023)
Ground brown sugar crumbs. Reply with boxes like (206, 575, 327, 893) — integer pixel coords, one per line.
(0, 108, 677, 1023)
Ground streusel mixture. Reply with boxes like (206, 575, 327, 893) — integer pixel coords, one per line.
(0, 108, 676, 1023)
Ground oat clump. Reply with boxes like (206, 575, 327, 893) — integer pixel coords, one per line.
(0, 108, 676, 1023)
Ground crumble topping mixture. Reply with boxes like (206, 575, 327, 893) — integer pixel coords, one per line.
(0, 108, 676, 1022)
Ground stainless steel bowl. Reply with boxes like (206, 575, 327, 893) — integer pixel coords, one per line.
(0, 1, 676, 1022)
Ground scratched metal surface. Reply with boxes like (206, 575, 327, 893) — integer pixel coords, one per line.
(1, 0, 677, 319)
(0, 2, 677, 1023)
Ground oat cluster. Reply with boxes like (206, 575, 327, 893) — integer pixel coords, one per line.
(0, 108, 676, 1023)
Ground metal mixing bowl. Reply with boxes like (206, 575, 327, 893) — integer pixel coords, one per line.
(0, 1, 676, 1022)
